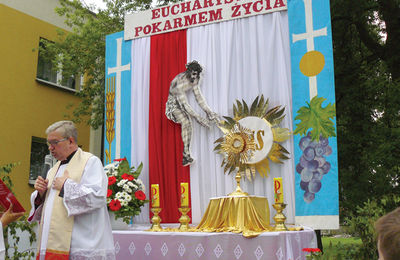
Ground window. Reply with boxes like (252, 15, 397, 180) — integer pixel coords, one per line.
(28, 137, 55, 184)
(36, 38, 82, 92)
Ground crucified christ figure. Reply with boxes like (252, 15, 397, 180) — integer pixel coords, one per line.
(165, 61, 219, 166)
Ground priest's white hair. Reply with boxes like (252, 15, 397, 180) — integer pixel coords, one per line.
(46, 120, 78, 142)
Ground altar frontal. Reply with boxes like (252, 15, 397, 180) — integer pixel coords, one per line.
(105, 0, 339, 231)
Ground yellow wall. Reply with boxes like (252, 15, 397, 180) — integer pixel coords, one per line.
(0, 4, 91, 211)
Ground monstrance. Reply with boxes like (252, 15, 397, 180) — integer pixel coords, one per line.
(195, 95, 292, 236)
(214, 95, 291, 195)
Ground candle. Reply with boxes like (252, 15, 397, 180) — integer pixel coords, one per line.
(274, 177, 284, 203)
(151, 184, 160, 207)
(180, 182, 189, 207)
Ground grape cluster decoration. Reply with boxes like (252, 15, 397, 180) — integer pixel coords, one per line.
(293, 96, 336, 203)
(296, 132, 332, 203)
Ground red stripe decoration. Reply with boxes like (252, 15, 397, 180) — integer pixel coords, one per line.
(43, 250, 69, 259)
(149, 30, 191, 222)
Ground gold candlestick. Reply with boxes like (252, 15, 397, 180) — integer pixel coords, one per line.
(272, 203, 288, 231)
(178, 207, 191, 231)
(148, 207, 163, 231)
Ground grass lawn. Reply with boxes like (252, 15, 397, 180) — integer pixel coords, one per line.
(321, 236, 363, 258)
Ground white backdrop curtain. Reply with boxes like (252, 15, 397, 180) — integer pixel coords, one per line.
(130, 11, 294, 224)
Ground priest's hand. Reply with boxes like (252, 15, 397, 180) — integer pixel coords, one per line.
(53, 170, 70, 190)
(34, 176, 49, 198)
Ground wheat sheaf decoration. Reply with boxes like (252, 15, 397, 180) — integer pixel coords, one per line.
(215, 95, 291, 180)
(105, 76, 116, 164)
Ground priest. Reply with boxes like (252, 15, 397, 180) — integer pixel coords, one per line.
(29, 121, 115, 260)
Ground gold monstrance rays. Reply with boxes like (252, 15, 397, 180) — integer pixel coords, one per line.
(216, 123, 256, 174)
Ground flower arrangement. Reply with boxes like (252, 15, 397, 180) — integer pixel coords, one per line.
(104, 158, 148, 224)
(302, 248, 322, 259)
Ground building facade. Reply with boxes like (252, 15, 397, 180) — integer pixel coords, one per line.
(0, 0, 101, 211)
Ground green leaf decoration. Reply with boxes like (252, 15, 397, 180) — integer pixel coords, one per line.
(224, 162, 231, 174)
(255, 95, 267, 117)
(242, 100, 249, 115)
(250, 96, 259, 115)
(217, 122, 231, 134)
(214, 137, 224, 143)
(233, 103, 239, 118)
(265, 106, 285, 126)
(229, 165, 236, 174)
(236, 100, 243, 115)
(132, 162, 143, 178)
(294, 96, 336, 141)
(118, 158, 130, 173)
(223, 116, 236, 127)
(221, 159, 226, 168)
(213, 143, 222, 151)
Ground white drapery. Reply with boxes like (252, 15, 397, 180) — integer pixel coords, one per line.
(131, 11, 295, 224)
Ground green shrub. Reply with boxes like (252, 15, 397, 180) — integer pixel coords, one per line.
(321, 237, 362, 259)
(0, 163, 37, 259)
(343, 194, 400, 259)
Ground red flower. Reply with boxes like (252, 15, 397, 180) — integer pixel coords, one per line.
(108, 176, 117, 186)
(113, 158, 127, 162)
(135, 190, 146, 200)
(109, 199, 121, 211)
(302, 248, 321, 253)
(107, 189, 112, 197)
(122, 173, 135, 181)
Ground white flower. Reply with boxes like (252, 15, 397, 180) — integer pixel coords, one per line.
(127, 182, 135, 187)
(117, 179, 128, 187)
(135, 179, 145, 192)
(123, 184, 132, 193)
(115, 192, 123, 199)
(107, 198, 111, 204)
(125, 195, 132, 202)
(104, 162, 119, 176)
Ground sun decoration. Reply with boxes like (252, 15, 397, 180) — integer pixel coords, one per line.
(215, 95, 291, 180)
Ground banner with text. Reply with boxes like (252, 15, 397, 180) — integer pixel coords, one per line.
(124, 0, 287, 39)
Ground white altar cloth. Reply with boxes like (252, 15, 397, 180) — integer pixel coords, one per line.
(112, 225, 316, 260)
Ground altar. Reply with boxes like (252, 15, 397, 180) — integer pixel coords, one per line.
(105, 1, 339, 256)
(112, 226, 316, 260)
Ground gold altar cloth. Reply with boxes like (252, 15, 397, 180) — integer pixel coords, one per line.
(194, 195, 273, 238)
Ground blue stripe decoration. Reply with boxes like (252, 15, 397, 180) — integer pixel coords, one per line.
(288, 0, 339, 218)
(105, 31, 132, 164)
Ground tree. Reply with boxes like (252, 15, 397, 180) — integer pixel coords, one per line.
(43, 0, 153, 129)
(331, 0, 400, 219)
